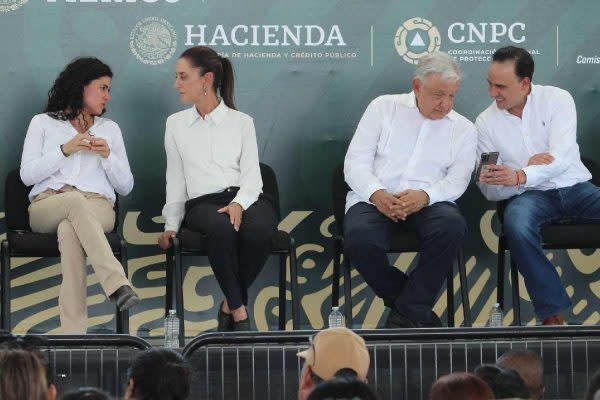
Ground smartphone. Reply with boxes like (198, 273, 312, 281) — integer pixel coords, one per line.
(475, 151, 499, 182)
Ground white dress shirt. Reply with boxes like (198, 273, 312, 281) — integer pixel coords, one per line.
(344, 92, 477, 212)
(476, 84, 591, 201)
(20, 113, 134, 202)
(162, 101, 263, 232)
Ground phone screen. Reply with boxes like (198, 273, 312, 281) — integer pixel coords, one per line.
(475, 151, 500, 182)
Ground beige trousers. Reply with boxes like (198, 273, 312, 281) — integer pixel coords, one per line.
(29, 187, 131, 334)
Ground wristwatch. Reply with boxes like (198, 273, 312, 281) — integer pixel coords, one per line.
(60, 144, 69, 157)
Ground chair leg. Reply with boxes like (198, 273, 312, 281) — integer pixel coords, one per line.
(165, 246, 174, 316)
(457, 247, 472, 327)
(342, 253, 353, 327)
(289, 238, 300, 330)
(116, 240, 129, 334)
(509, 255, 521, 326)
(332, 237, 342, 308)
(172, 238, 185, 347)
(497, 234, 506, 311)
(446, 266, 455, 328)
(1, 241, 11, 331)
(278, 253, 287, 330)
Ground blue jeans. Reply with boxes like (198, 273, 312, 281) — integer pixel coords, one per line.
(503, 181, 600, 320)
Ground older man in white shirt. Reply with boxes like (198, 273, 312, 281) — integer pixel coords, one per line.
(476, 46, 600, 325)
(343, 52, 477, 328)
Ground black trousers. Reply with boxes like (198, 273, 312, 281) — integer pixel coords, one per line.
(343, 201, 466, 323)
(184, 189, 278, 310)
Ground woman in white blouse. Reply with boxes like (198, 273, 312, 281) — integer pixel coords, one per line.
(20, 57, 139, 334)
(158, 46, 277, 331)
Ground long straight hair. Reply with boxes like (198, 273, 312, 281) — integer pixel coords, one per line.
(0, 349, 50, 400)
(180, 46, 236, 110)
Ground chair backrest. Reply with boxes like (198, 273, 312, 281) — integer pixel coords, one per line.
(259, 163, 281, 220)
(5, 168, 33, 231)
(582, 156, 600, 186)
(4, 167, 119, 233)
(332, 164, 351, 229)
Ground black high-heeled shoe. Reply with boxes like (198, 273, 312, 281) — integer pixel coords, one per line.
(217, 302, 234, 332)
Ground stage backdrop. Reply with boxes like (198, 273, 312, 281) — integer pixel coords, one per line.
(1, 0, 599, 337)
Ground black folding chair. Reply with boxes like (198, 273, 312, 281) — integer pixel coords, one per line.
(1, 168, 130, 333)
(496, 156, 600, 325)
(331, 164, 472, 327)
(165, 163, 299, 346)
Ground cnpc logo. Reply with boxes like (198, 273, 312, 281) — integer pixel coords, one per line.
(394, 17, 526, 64)
(448, 22, 525, 43)
(46, 0, 178, 3)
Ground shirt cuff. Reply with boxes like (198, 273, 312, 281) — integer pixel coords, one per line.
(521, 166, 541, 188)
(231, 192, 256, 211)
(164, 219, 182, 232)
(365, 183, 386, 203)
(423, 186, 440, 206)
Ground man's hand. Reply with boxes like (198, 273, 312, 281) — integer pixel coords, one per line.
(158, 230, 177, 250)
(90, 137, 111, 158)
(480, 164, 526, 186)
(394, 189, 429, 217)
(527, 152, 554, 166)
(370, 190, 405, 221)
(218, 202, 244, 231)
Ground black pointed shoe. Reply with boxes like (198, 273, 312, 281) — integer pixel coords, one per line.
(217, 302, 234, 332)
(233, 318, 251, 331)
(108, 285, 140, 311)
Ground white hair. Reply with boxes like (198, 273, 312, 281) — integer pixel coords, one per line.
(413, 51, 463, 83)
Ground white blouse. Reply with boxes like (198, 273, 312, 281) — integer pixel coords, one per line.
(20, 113, 134, 202)
(161, 101, 263, 232)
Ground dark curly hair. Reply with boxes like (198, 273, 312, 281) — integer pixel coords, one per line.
(45, 57, 113, 125)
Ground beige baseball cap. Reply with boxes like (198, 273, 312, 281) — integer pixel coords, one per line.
(297, 327, 370, 381)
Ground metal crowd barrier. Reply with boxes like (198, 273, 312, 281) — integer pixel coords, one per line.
(30, 334, 152, 398)
(182, 326, 600, 400)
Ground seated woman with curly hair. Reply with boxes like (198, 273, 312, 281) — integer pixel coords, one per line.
(20, 57, 138, 334)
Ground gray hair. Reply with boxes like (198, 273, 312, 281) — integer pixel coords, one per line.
(413, 51, 462, 83)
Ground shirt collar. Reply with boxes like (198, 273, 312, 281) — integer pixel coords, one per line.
(407, 91, 456, 122)
(188, 100, 228, 126)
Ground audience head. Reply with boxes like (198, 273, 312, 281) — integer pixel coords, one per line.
(124, 348, 190, 400)
(585, 370, 600, 400)
(412, 51, 462, 120)
(497, 349, 544, 399)
(474, 364, 530, 399)
(45, 57, 113, 123)
(307, 376, 379, 400)
(297, 327, 370, 400)
(488, 46, 534, 111)
(429, 372, 494, 400)
(176, 46, 236, 109)
(60, 387, 111, 400)
(0, 347, 56, 400)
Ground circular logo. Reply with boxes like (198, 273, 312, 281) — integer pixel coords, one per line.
(0, 0, 27, 13)
(394, 17, 441, 65)
(130, 17, 178, 66)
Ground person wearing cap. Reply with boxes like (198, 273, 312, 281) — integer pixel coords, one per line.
(297, 327, 370, 400)
(343, 51, 476, 328)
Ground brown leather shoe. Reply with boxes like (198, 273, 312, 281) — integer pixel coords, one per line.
(542, 314, 565, 325)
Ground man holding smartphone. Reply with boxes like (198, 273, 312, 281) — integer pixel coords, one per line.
(476, 46, 600, 325)
(343, 52, 477, 328)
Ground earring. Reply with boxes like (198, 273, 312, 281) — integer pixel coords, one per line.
(203, 88, 207, 96)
